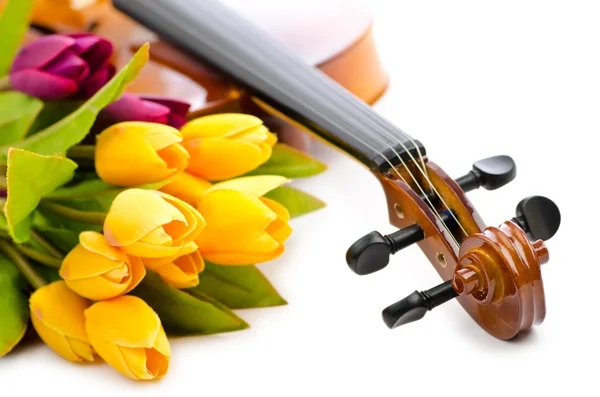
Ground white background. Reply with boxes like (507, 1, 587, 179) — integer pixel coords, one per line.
(2, 0, 599, 395)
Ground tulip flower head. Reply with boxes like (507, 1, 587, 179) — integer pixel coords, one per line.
(104, 189, 205, 259)
(95, 122, 189, 186)
(196, 176, 292, 265)
(145, 247, 205, 289)
(85, 296, 170, 380)
(10, 33, 115, 100)
(96, 94, 191, 131)
(60, 231, 146, 300)
(182, 114, 277, 180)
(160, 171, 212, 206)
(29, 281, 94, 362)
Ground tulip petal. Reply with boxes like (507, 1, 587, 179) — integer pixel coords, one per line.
(84, 296, 161, 349)
(30, 281, 90, 341)
(141, 123, 183, 151)
(11, 35, 76, 70)
(79, 231, 127, 261)
(185, 138, 269, 180)
(181, 113, 263, 140)
(104, 189, 185, 246)
(65, 274, 128, 301)
(154, 250, 204, 288)
(197, 190, 276, 246)
(207, 175, 289, 197)
(60, 244, 126, 280)
(91, 339, 137, 380)
(153, 326, 171, 357)
(157, 144, 189, 174)
(234, 125, 270, 145)
(95, 123, 184, 186)
(68, 337, 95, 362)
(141, 96, 191, 117)
(31, 314, 83, 362)
(44, 50, 90, 81)
(79, 63, 115, 98)
(160, 172, 212, 206)
(144, 241, 198, 269)
(10, 69, 79, 100)
(260, 197, 293, 243)
(159, 192, 205, 244)
(118, 346, 155, 380)
(122, 240, 183, 258)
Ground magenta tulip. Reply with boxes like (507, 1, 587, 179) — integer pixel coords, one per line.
(95, 94, 191, 130)
(9, 34, 115, 100)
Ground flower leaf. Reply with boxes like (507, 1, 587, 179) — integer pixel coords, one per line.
(6, 148, 77, 243)
(0, 92, 43, 145)
(131, 270, 249, 336)
(186, 262, 287, 309)
(0, 43, 150, 159)
(264, 186, 325, 218)
(0, 253, 29, 357)
(245, 143, 327, 178)
(0, 0, 35, 76)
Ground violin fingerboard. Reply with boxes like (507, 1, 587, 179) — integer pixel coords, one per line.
(113, 0, 425, 173)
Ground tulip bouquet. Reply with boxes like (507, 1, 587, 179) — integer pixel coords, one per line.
(0, 0, 326, 380)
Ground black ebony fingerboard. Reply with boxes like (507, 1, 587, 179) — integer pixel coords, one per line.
(113, 0, 426, 173)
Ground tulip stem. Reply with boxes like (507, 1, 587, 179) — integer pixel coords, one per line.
(39, 200, 107, 225)
(30, 230, 65, 259)
(0, 75, 11, 91)
(0, 239, 47, 290)
(0, 175, 6, 190)
(67, 145, 96, 160)
(16, 245, 63, 269)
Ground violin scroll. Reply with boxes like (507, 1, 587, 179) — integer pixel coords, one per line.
(381, 196, 560, 339)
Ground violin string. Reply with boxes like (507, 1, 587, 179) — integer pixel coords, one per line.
(143, 0, 463, 245)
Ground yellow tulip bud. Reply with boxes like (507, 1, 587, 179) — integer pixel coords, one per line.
(159, 171, 212, 206)
(95, 122, 189, 186)
(150, 250, 205, 289)
(59, 231, 145, 300)
(181, 114, 277, 180)
(85, 296, 170, 380)
(30, 281, 94, 362)
(196, 176, 292, 265)
(104, 189, 205, 259)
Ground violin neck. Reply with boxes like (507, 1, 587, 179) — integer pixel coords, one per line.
(113, 0, 426, 173)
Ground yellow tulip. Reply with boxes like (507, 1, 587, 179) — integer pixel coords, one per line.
(181, 114, 277, 180)
(159, 171, 212, 206)
(85, 296, 170, 380)
(196, 176, 292, 265)
(29, 281, 94, 362)
(95, 122, 189, 186)
(59, 231, 145, 300)
(150, 250, 205, 289)
(104, 189, 205, 259)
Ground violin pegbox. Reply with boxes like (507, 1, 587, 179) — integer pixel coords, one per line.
(345, 155, 561, 340)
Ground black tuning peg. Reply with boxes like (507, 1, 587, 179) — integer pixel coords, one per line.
(346, 211, 452, 275)
(382, 281, 458, 329)
(455, 155, 517, 192)
(512, 196, 561, 241)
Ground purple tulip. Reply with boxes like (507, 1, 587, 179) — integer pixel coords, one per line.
(95, 94, 191, 130)
(10, 33, 115, 100)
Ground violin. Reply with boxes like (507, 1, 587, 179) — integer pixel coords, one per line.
(95, 0, 564, 339)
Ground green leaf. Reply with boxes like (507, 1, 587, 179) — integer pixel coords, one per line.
(0, 43, 150, 158)
(131, 270, 248, 336)
(26, 100, 82, 136)
(0, 0, 35, 76)
(245, 143, 327, 178)
(186, 262, 286, 309)
(47, 179, 116, 199)
(6, 149, 77, 243)
(264, 186, 325, 218)
(0, 253, 29, 357)
(0, 92, 43, 145)
(34, 226, 79, 253)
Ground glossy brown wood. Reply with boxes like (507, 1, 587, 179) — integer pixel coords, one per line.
(380, 162, 549, 339)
